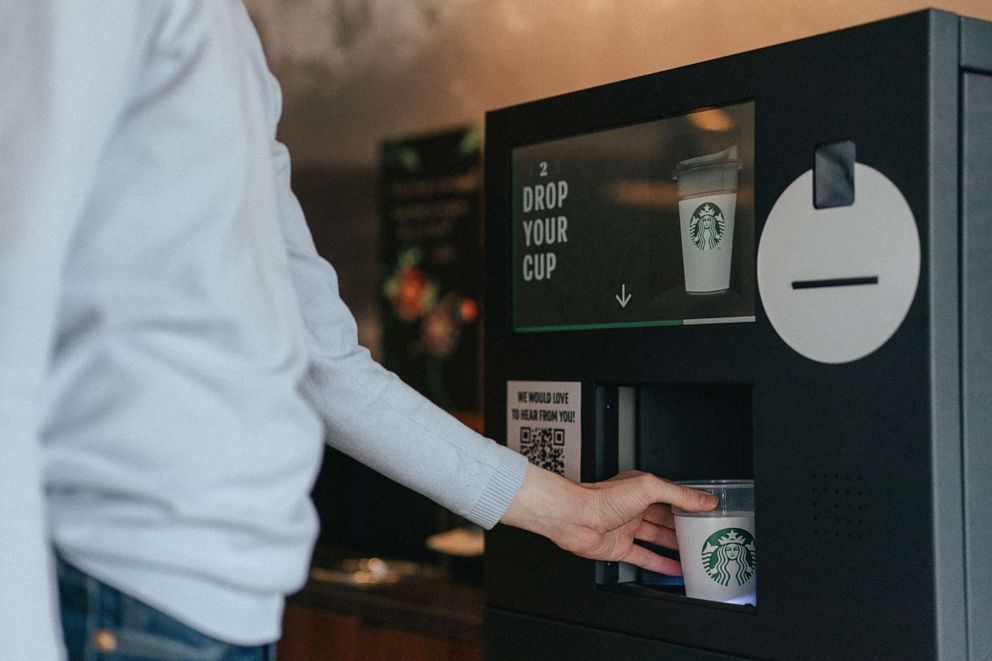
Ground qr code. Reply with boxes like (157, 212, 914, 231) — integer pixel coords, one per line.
(520, 427, 566, 475)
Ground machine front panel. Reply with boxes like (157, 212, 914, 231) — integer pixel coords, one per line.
(483, 11, 974, 660)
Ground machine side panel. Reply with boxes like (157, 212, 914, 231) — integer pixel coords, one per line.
(962, 71, 992, 661)
(927, 12, 965, 660)
(961, 17, 992, 72)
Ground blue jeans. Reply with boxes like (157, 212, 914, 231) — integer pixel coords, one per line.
(58, 557, 276, 661)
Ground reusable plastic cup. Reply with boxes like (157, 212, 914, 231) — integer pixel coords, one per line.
(672, 479, 756, 605)
(673, 146, 742, 293)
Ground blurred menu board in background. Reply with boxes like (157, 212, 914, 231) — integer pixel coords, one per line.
(380, 126, 483, 417)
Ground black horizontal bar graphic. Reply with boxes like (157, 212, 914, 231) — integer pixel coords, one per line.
(792, 276, 879, 290)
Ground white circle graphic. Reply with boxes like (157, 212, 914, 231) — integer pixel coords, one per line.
(757, 164, 920, 364)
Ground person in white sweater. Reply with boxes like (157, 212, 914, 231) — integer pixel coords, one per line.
(0, 3, 717, 659)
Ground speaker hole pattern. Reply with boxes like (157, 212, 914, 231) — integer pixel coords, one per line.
(810, 471, 867, 547)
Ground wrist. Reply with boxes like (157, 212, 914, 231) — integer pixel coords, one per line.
(500, 463, 588, 541)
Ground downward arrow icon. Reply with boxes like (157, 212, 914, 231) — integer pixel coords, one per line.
(615, 284, 631, 308)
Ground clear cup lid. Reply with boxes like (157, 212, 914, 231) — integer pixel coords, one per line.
(673, 145, 742, 178)
(671, 479, 754, 516)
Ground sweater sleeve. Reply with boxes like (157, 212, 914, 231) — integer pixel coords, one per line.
(270, 136, 527, 528)
(245, 51, 529, 526)
(0, 4, 154, 659)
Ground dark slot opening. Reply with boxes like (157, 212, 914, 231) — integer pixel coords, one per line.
(595, 383, 754, 608)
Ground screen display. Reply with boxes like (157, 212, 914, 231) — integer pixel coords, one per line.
(512, 102, 755, 332)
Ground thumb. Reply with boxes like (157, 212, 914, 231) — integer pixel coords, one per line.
(650, 478, 718, 512)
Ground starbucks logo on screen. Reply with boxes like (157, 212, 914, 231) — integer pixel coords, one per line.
(701, 528, 756, 587)
(689, 202, 726, 250)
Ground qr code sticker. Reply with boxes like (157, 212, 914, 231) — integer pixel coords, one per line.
(519, 427, 566, 475)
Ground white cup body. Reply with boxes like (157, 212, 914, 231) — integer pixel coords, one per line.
(678, 193, 737, 293)
(674, 511, 756, 605)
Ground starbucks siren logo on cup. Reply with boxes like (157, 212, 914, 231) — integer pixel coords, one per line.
(688, 202, 727, 251)
(701, 527, 755, 587)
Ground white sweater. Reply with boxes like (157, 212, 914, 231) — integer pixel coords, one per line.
(0, 2, 527, 658)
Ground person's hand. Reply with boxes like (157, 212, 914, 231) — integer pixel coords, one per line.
(500, 465, 718, 575)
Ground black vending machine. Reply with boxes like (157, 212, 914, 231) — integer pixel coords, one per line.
(482, 11, 991, 660)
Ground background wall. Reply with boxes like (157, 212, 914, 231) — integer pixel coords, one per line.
(243, 0, 992, 352)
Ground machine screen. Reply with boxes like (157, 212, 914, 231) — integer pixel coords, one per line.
(512, 102, 755, 332)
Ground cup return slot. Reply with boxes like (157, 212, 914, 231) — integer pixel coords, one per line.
(595, 384, 754, 607)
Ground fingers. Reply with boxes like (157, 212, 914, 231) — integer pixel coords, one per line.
(597, 473, 718, 513)
(634, 519, 678, 549)
(623, 543, 683, 576)
(642, 502, 675, 528)
(646, 477, 718, 513)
